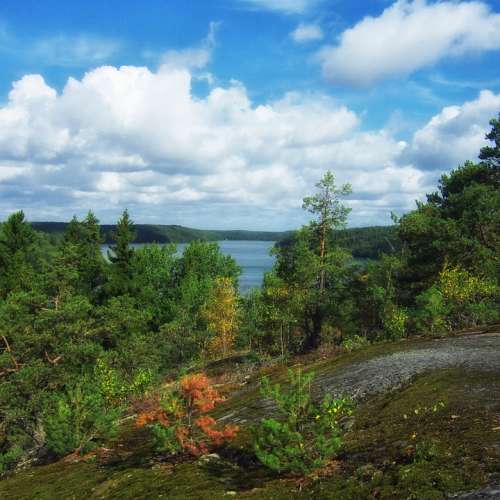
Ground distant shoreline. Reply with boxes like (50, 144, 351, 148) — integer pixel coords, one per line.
(30, 222, 399, 260)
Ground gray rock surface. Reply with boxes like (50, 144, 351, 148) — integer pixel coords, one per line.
(226, 332, 500, 423)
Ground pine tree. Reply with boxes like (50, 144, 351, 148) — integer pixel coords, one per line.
(107, 209, 136, 296)
(58, 212, 106, 299)
(0, 211, 39, 297)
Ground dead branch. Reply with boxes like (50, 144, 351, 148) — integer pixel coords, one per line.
(44, 351, 62, 365)
(1, 335, 20, 373)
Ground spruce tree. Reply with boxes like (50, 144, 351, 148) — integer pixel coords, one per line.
(107, 209, 136, 296)
(0, 211, 39, 297)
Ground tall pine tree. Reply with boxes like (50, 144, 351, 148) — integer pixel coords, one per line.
(107, 209, 136, 296)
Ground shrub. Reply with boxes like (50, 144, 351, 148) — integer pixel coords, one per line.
(0, 445, 23, 472)
(415, 286, 449, 335)
(437, 265, 498, 328)
(342, 335, 370, 352)
(44, 382, 122, 457)
(253, 368, 353, 475)
(136, 373, 238, 457)
(95, 357, 153, 405)
(382, 306, 408, 340)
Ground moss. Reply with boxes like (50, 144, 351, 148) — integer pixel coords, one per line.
(1, 344, 499, 499)
(308, 369, 500, 499)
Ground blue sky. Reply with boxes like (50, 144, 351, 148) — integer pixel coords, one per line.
(0, 0, 499, 229)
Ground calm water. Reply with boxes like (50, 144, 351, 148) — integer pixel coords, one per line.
(102, 240, 276, 293)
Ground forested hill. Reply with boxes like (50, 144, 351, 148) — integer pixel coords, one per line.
(31, 222, 399, 259)
(279, 225, 401, 259)
(31, 222, 289, 244)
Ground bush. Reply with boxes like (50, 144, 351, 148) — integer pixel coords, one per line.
(342, 335, 370, 352)
(438, 265, 498, 329)
(253, 368, 353, 475)
(95, 357, 153, 405)
(0, 445, 23, 472)
(44, 382, 122, 457)
(136, 373, 238, 457)
(382, 306, 408, 340)
(415, 286, 449, 335)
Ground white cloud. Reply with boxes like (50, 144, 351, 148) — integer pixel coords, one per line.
(27, 34, 119, 67)
(236, 0, 320, 15)
(0, 54, 497, 228)
(291, 23, 323, 43)
(317, 0, 500, 86)
(402, 89, 500, 171)
(162, 22, 219, 70)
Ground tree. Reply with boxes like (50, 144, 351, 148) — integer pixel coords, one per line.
(57, 212, 106, 301)
(398, 154, 499, 299)
(259, 272, 301, 357)
(302, 171, 352, 292)
(202, 277, 239, 359)
(0, 211, 49, 298)
(479, 114, 500, 168)
(136, 373, 238, 457)
(107, 209, 136, 296)
(273, 171, 353, 351)
(161, 241, 241, 364)
(131, 243, 177, 329)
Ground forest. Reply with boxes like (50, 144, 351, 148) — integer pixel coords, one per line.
(32, 221, 398, 259)
(0, 116, 498, 496)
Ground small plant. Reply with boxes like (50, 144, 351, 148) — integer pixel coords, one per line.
(342, 335, 370, 352)
(44, 382, 122, 457)
(136, 373, 238, 457)
(253, 368, 353, 475)
(383, 306, 408, 340)
(402, 401, 446, 463)
(415, 286, 449, 335)
(95, 358, 153, 405)
(0, 445, 23, 473)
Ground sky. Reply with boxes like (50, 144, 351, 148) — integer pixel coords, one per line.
(0, 0, 499, 230)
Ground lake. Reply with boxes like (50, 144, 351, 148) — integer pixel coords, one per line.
(102, 240, 276, 293)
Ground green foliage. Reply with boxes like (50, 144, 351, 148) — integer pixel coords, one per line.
(160, 241, 241, 365)
(437, 265, 499, 329)
(397, 159, 499, 299)
(131, 243, 177, 327)
(414, 286, 449, 335)
(44, 382, 122, 457)
(253, 369, 353, 474)
(342, 334, 370, 352)
(94, 357, 153, 405)
(478, 113, 500, 168)
(0, 211, 52, 298)
(0, 445, 23, 473)
(107, 209, 136, 296)
(382, 306, 408, 340)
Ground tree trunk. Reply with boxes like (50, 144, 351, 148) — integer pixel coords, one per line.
(304, 309, 322, 351)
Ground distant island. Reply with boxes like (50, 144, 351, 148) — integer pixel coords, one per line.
(31, 222, 399, 259)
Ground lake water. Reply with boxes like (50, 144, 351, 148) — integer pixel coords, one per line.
(102, 240, 276, 293)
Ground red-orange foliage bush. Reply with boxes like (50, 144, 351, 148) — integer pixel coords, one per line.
(136, 373, 238, 457)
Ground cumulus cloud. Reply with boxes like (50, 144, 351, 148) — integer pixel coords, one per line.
(0, 55, 497, 228)
(236, 0, 320, 15)
(291, 23, 323, 43)
(317, 0, 500, 86)
(403, 89, 500, 171)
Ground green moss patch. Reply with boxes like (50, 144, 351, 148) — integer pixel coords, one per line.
(1, 349, 499, 499)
